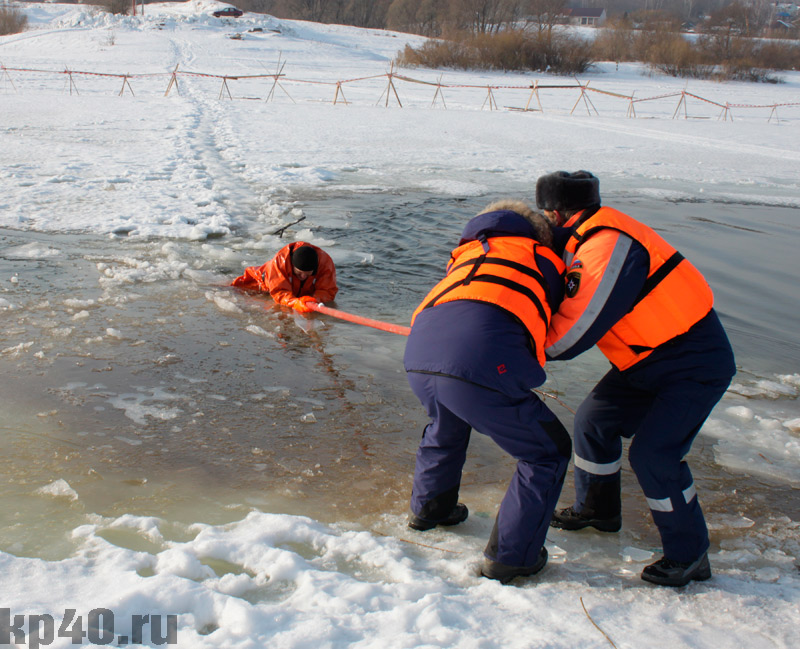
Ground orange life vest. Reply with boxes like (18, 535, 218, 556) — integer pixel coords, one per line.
(565, 206, 714, 370)
(411, 236, 564, 366)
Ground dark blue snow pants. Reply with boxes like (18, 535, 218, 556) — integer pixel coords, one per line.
(572, 349, 734, 563)
(407, 371, 571, 568)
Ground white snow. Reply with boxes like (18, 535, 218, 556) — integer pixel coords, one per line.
(1, 3, 799, 648)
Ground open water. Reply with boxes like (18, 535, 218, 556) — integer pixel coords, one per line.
(0, 192, 798, 560)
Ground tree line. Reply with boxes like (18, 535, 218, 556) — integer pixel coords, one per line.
(246, 0, 798, 81)
(6, 0, 798, 80)
(8, 0, 796, 39)
(237, 0, 794, 38)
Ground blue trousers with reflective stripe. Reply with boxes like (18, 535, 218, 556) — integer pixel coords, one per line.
(572, 364, 731, 563)
(408, 372, 570, 568)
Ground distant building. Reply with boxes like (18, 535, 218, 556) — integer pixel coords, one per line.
(771, 3, 798, 30)
(774, 3, 799, 14)
(566, 8, 607, 27)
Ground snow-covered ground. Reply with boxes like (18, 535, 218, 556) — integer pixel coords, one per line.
(1, 3, 798, 648)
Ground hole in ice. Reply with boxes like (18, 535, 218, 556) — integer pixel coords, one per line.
(199, 557, 256, 579)
(96, 528, 165, 555)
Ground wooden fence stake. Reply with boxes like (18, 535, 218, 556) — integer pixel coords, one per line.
(768, 104, 779, 124)
(524, 80, 543, 112)
(626, 91, 637, 118)
(266, 56, 294, 103)
(118, 74, 135, 97)
(164, 64, 179, 97)
(0, 65, 18, 93)
(672, 91, 688, 119)
(431, 74, 446, 109)
(218, 77, 233, 100)
(378, 61, 402, 108)
(570, 80, 599, 116)
(64, 67, 79, 95)
(333, 81, 348, 105)
(482, 86, 498, 110)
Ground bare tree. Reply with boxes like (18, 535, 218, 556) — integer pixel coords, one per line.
(705, 0, 760, 36)
(449, 0, 519, 34)
(285, 0, 326, 22)
(387, 0, 442, 36)
(0, 5, 28, 35)
(235, 0, 276, 15)
(521, 0, 566, 36)
(323, 0, 348, 23)
(346, 0, 391, 28)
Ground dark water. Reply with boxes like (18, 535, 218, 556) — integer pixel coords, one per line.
(619, 198, 800, 374)
(0, 193, 798, 558)
(302, 191, 800, 374)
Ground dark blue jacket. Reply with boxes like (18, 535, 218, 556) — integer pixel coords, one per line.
(404, 211, 564, 397)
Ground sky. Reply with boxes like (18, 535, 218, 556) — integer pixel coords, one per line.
(1, 3, 799, 648)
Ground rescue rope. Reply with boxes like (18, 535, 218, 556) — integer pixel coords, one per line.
(307, 302, 411, 336)
(305, 304, 577, 413)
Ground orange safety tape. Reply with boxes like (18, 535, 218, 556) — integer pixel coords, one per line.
(728, 101, 800, 108)
(2, 66, 131, 78)
(684, 91, 726, 108)
(632, 92, 683, 103)
(178, 70, 281, 80)
(335, 73, 388, 84)
(442, 82, 582, 90)
(585, 86, 634, 100)
(2, 64, 795, 112)
(282, 78, 338, 85)
(393, 74, 443, 87)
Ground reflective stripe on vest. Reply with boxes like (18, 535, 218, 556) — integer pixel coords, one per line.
(411, 237, 560, 366)
(566, 207, 714, 371)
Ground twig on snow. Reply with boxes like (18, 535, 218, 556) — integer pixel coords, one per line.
(580, 597, 618, 649)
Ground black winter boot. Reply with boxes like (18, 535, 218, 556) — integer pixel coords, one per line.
(551, 480, 621, 532)
(407, 503, 469, 531)
(550, 506, 621, 532)
(481, 547, 548, 584)
(641, 552, 711, 587)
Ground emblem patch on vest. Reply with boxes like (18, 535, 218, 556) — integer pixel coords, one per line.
(566, 271, 581, 298)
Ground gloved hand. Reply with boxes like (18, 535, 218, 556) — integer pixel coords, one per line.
(290, 296, 318, 313)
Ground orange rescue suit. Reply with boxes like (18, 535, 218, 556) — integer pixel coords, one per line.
(411, 236, 564, 366)
(561, 207, 713, 370)
(231, 241, 338, 307)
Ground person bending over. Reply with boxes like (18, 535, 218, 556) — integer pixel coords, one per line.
(404, 200, 571, 584)
(537, 170, 736, 587)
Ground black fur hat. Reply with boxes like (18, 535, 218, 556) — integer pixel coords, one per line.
(536, 170, 601, 212)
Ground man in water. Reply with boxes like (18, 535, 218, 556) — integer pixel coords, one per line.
(537, 170, 736, 587)
(231, 242, 337, 313)
(404, 200, 572, 584)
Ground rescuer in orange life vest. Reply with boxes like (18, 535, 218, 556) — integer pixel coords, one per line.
(404, 200, 572, 584)
(536, 170, 736, 587)
(231, 242, 338, 313)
